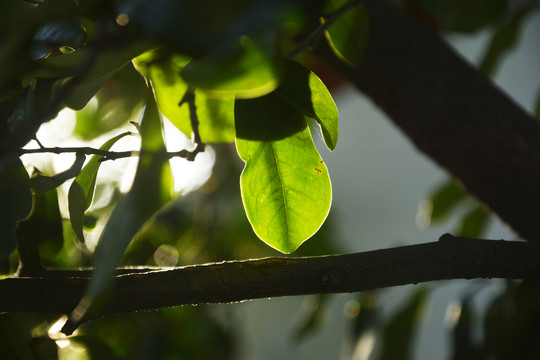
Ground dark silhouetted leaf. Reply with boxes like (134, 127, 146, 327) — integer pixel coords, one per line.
(0, 154, 32, 273)
(31, 152, 86, 194)
(379, 288, 428, 360)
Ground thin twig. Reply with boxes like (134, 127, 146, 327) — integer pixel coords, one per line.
(179, 89, 205, 161)
(285, 0, 361, 59)
(18, 145, 202, 162)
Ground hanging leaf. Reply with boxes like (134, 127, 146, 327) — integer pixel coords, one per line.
(68, 131, 132, 242)
(0, 154, 32, 273)
(30, 20, 86, 60)
(322, 0, 369, 67)
(65, 86, 173, 333)
(15, 190, 63, 275)
(134, 51, 235, 142)
(428, 180, 467, 223)
(457, 206, 490, 238)
(30, 152, 86, 194)
(235, 92, 332, 253)
(276, 59, 338, 150)
(479, 5, 536, 77)
(379, 288, 428, 360)
(181, 34, 281, 99)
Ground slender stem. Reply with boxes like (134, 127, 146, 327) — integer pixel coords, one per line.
(179, 90, 205, 161)
(285, 0, 361, 59)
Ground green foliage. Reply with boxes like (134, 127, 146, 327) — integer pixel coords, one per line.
(68, 131, 132, 242)
(77, 87, 173, 323)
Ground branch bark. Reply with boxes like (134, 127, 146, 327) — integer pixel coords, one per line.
(318, 0, 540, 241)
(2, 235, 540, 317)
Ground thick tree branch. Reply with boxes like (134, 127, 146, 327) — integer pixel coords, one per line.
(318, 0, 540, 241)
(2, 235, 540, 318)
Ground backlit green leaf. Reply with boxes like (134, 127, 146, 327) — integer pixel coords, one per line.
(68, 131, 132, 242)
(0, 154, 32, 273)
(68, 86, 172, 328)
(323, 0, 369, 67)
(30, 152, 86, 194)
(181, 34, 281, 99)
(276, 60, 338, 150)
(235, 93, 332, 253)
(134, 51, 235, 142)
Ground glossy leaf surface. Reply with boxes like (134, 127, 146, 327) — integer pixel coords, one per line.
(235, 93, 332, 253)
(68, 131, 132, 242)
(323, 0, 369, 67)
(276, 60, 338, 150)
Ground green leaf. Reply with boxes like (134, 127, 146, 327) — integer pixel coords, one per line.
(458, 206, 489, 238)
(276, 60, 338, 150)
(0, 154, 32, 273)
(422, 0, 507, 33)
(30, 152, 86, 194)
(73, 63, 146, 140)
(31, 20, 86, 60)
(379, 288, 428, 360)
(134, 51, 235, 142)
(67, 86, 172, 330)
(68, 131, 132, 242)
(479, 5, 535, 77)
(181, 34, 281, 99)
(323, 0, 369, 67)
(235, 93, 332, 253)
(7, 82, 34, 136)
(428, 180, 467, 223)
(15, 190, 63, 275)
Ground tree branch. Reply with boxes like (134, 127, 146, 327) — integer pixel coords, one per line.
(2, 235, 540, 318)
(317, 0, 540, 241)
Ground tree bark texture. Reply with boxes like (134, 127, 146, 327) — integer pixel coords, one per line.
(1, 236, 540, 316)
(320, 0, 540, 241)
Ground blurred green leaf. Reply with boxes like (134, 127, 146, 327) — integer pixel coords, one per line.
(294, 295, 329, 341)
(428, 180, 467, 223)
(15, 190, 63, 274)
(235, 92, 332, 253)
(323, 0, 369, 67)
(422, 0, 507, 33)
(0, 154, 32, 273)
(69, 86, 173, 329)
(181, 33, 282, 99)
(135, 51, 236, 142)
(68, 131, 132, 243)
(276, 59, 338, 150)
(30, 152, 86, 194)
(450, 297, 486, 360)
(74, 63, 146, 140)
(379, 288, 428, 360)
(479, 5, 535, 77)
(457, 206, 489, 238)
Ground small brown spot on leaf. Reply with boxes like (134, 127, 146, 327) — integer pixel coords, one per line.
(315, 168, 322, 173)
